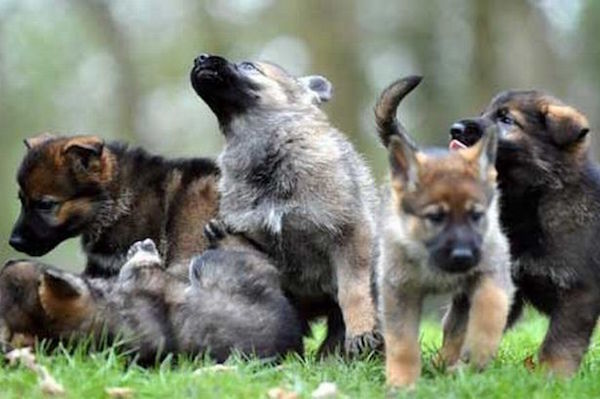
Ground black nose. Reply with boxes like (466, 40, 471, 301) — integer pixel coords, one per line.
(449, 247, 476, 268)
(194, 53, 210, 67)
(9, 234, 26, 251)
(450, 122, 465, 137)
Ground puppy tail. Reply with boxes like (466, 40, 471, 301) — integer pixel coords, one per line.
(374, 75, 422, 148)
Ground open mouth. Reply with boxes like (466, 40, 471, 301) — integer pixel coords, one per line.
(449, 139, 468, 150)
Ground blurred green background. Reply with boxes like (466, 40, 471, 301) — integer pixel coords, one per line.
(1, 0, 599, 270)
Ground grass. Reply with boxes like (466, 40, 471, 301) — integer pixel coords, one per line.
(2, 309, 600, 398)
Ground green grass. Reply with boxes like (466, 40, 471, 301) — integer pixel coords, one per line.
(2, 309, 600, 398)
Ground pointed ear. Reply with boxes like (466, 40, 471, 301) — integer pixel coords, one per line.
(388, 135, 420, 190)
(24, 132, 56, 150)
(40, 269, 87, 299)
(39, 269, 90, 321)
(62, 136, 104, 173)
(460, 125, 498, 181)
(543, 103, 590, 146)
(299, 75, 333, 103)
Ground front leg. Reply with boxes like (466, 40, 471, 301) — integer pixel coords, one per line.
(538, 288, 600, 377)
(334, 225, 381, 355)
(381, 283, 423, 388)
(436, 293, 470, 367)
(463, 274, 510, 369)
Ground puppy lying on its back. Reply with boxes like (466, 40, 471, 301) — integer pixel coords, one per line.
(0, 239, 304, 364)
(375, 77, 513, 388)
(9, 134, 219, 278)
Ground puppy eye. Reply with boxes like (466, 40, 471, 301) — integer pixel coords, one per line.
(239, 62, 257, 72)
(424, 210, 447, 224)
(497, 109, 514, 125)
(36, 198, 59, 212)
(470, 210, 484, 223)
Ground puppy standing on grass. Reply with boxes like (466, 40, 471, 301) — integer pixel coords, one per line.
(450, 91, 600, 376)
(375, 77, 513, 388)
(190, 54, 380, 355)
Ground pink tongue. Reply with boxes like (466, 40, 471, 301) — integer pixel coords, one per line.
(449, 139, 467, 150)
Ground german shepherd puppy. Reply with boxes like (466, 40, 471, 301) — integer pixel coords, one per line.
(0, 239, 304, 364)
(9, 134, 219, 278)
(450, 91, 600, 376)
(376, 77, 513, 387)
(190, 54, 380, 355)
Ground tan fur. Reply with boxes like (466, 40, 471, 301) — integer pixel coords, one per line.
(378, 118, 513, 387)
(464, 275, 510, 368)
(335, 224, 378, 335)
(381, 287, 422, 387)
(539, 354, 579, 377)
(166, 174, 220, 278)
(38, 278, 93, 328)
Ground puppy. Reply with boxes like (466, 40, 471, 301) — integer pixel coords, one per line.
(450, 90, 600, 376)
(9, 134, 219, 278)
(376, 77, 513, 387)
(0, 240, 304, 364)
(190, 54, 380, 355)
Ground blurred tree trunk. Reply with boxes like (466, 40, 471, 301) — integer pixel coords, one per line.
(282, 0, 368, 144)
(71, 0, 139, 142)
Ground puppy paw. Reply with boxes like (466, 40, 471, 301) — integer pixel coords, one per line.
(345, 330, 384, 357)
(120, 239, 162, 280)
(203, 219, 228, 246)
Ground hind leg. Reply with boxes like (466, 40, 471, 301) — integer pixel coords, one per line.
(538, 289, 600, 376)
(335, 225, 381, 356)
(119, 239, 163, 282)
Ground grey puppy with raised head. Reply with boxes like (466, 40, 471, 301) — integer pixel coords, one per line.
(190, 54, 380, 355)
(0, 239, 304, 364)
(375, 77, 513, 388)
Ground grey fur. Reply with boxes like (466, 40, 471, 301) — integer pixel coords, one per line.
(191, 56, 381, 355)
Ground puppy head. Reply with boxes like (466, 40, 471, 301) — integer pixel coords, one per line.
(0, 259, 48, 336)
(190, 54, 332, 124)
(37, 267, 97, 333)
(389, 128, 498, 274)
(449, 91, 590, 186)
(10, 134, 115, 256)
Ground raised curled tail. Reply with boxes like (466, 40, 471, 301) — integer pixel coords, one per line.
(374, 75, 422, 147)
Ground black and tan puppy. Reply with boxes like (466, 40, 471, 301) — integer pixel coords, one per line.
(0, 239, 304, 364)
(450, 91, 599, 376)
(9, 134, 219, 278)
(190, 54, 380, 355)
(376, 77, 513, 388)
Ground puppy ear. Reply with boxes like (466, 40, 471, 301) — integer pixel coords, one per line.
(388, 134, 420, 190)
(299, 75, 333, 103)
(24, 132, 56, 150)
(39, 269, 90, 322)
(460, 125, 498, 181)
(62, 136, 104, 174)
(544, 103, 590, 146)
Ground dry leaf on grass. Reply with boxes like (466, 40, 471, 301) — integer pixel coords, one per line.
(106, 387, 135, 398)
(5, 347, 65, 396)
(311, 382, 339, 399)
(192, 364, 237, 375)
(523, 355, 536, 372)
(267, 387, 299, 399)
